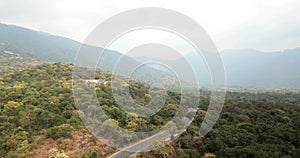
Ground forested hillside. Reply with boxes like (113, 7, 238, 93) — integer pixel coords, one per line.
(0, 62, 299, 157)
(0, 63, 114, 157)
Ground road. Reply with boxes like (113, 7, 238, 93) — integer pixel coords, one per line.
(109, 131, 171, 158)
(109, 108, 196, 158)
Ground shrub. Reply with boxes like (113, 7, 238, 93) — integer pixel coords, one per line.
(60, 139, 71, 150)
(82, 149, 98, 158)
(48, 148, 68, 158)
(46, 124, 74, 139)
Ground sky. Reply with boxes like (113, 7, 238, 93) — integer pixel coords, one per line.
(0, 0, 299, 52)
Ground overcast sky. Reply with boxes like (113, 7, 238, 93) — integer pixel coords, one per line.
(0, 0, 299, 52)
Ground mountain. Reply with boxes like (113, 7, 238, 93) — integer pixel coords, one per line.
(0, 23, 122, 69)
(133, 49, 300, 89)
(182, 48, 300, 88)
(0, 23, 172, 85)
(0, 23, 299, 88)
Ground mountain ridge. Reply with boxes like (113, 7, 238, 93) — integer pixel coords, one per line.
(0, 23, 299, 88)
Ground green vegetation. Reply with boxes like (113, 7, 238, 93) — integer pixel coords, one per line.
(0, 62, 299, 157)
(82, 149, 98, 158)
(0, 63, 80, 157)
(140, 91, 300, 158)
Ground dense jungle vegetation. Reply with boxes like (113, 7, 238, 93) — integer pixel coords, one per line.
(0, 62, 299, 158)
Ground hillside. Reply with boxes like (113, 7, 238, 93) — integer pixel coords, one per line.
(0, 62, 299, 157)
(220, 48, 300, 88)
(0, 44, 41, 75)
(1, 23, 300, 88)
(0, 23, 122, 70)
(145, 48, 300, 89)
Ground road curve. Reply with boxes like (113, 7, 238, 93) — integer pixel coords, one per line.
(109, 131, 170, 158)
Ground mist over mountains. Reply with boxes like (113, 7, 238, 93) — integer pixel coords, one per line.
(181, 49, 300, 88)
(0, 23, 299, 88)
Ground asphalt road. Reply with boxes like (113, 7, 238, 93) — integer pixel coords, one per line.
(109, 108, 196, 158)
(109, 131, 171, 158)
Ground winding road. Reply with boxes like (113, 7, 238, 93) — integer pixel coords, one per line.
(109, 131, 171, 158)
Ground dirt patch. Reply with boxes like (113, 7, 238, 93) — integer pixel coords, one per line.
(29, 128, 115, 157)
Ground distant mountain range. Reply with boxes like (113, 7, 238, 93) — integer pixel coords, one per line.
(181, 49, 300, 88)
(0, 23, 299, 88)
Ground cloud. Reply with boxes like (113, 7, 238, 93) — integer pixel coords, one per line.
(215, 0, 300, 51)
(0, 0, 299, 51)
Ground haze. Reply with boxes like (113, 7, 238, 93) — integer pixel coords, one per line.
(0, 0, 299, 52)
